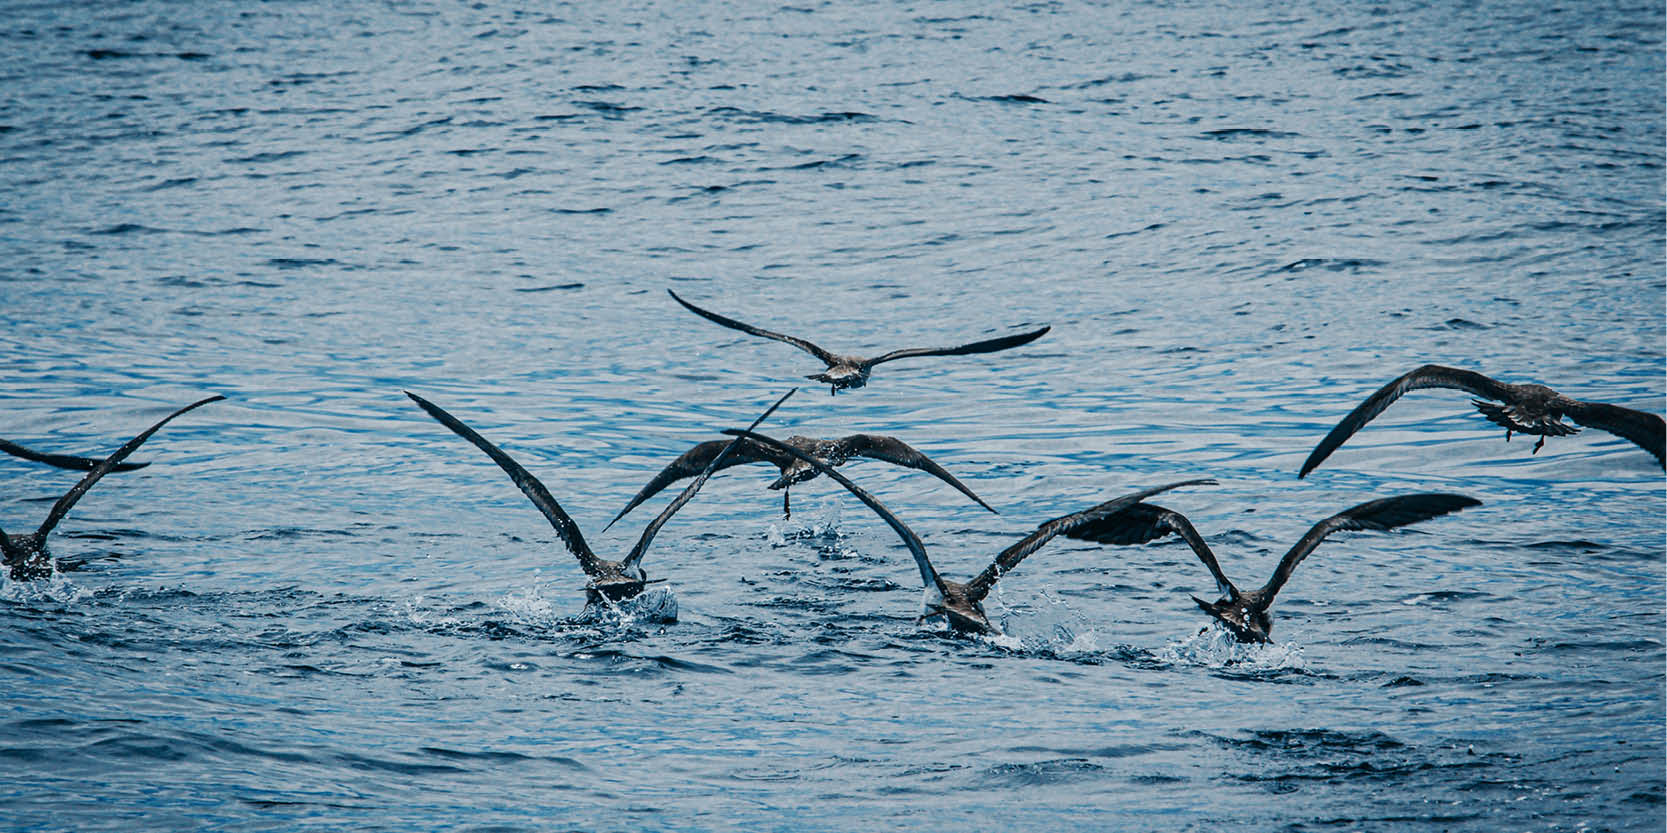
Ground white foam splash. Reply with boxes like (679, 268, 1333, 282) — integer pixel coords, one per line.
(764, 502, 843, 545)
(0, 569, 89, 605)
(1155, 623, 1306, 670)
(400, 593, 464, 628)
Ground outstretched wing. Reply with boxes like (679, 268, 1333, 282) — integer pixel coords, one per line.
(0, 439, 150, 472)
(836, 434, 998, 514)
(405, 391, 603, 577)
(1064, 502, 1238, 599)
(963, 478, 1216, 602)
(622, 389, 795, 570)
(35, 395, 225, 539)
(1299, 364, 1514, 478)
(722, 428, 945, 596)
(863, 326, 1050, 368)
(668, 289, 840, 366)
(603, 438, 781, 532)
(1254, 493, 1481, 608)
(1561, 399, 1665, 468)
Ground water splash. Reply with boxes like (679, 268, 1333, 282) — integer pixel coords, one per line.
(0, 570, 90, 605)
(1155, 623, 1307, 671)
(497, 573, 679, 628)
(764, 502, 843, 545)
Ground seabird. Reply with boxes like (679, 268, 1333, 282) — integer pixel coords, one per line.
(2, 395, 225, 581)
(603, 432, 997, 530)
(724, 428, 1211, 634)
(406, 389, 793, 605)
(1065, 492, 1481, 643)
(668, 289, 1050, 394)
(0, 438, 150, 472)
(1300, 364, 1666, 477)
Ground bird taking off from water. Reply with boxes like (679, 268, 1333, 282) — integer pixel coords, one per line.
(1299, 364, 1665, 477)
(668, 289, 1049, 394)
(726, 428, 1211, 635)
(2, 395, 225, 581)
(1065, 492, 1480, 643)
(406, 389, 794, 606)
(603, 432, 996, 530)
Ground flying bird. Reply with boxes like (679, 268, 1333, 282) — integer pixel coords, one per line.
(406, 389, 793, 605)
(725, 428, 1210, 635)
(2, 395, 225, 581)
(0, 438, 150, 472)
(1065, 492, 1481, 643)
(1299, 364, 1665, 477)
(604, 432, 996, 529)
(669, 289, 1050, 394)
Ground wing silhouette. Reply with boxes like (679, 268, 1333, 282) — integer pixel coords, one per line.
(1561, 399, 1665, 467)
(35, 395, 224, 540)
(835, 434, 998, 514)
(1300, 364, 1513, 477)
(1253, 493, 1481, 609)
(963, 479, 1215, 602)
(405, 391, 604, 578)
(622, 389, 795, 570)
(668, 290, 840, 366)
(0, 439, 150, 472)
(863, 326, 1050, 368)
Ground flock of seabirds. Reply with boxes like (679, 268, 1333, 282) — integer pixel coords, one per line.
(4, 289, 1664, 644)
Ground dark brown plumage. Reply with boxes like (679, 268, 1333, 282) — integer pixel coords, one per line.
(406, 389, 793, 606)
(0, 438, 150, 473)
(2, 396, 225, 581)
(669, 289, 1049, 394)
(725, 427, 1211, 635)
(603, 432, 996, 530)
(1065, 493, 1481, 643)
(1300, 364, 1665, 477)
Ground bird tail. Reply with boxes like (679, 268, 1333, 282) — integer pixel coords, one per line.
(1470, 400, 1578, 436)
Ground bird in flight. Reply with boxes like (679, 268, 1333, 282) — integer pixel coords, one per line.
(2, 395, 225, 581)
(406, 389, 793, 606)
(668, 289, 1050, 394)
(725, 427, 1211, 635)
(604, 432, 996, 529)
(1299, 364, 1665, 477)
(1065, 492, 1480, 643)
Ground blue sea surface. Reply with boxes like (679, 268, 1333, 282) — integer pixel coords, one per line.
(0, 2, 1662, 831)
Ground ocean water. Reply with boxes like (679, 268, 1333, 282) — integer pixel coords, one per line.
(0, 1, 1662, 831)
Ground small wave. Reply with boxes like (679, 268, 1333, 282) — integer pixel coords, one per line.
(1201, 128, 1302, 140)
(967, 93, 1049, 104)
(264, 257, 339, 269)
(513, 282, 584, 293)
(1271, 257, 1387, 274)
(705, 106, 877, 125)
(89, 223, 165, 235)
(227, 150, 307, 164)
(576, 101, 642, 116)
(979, 758, 1105, 787)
